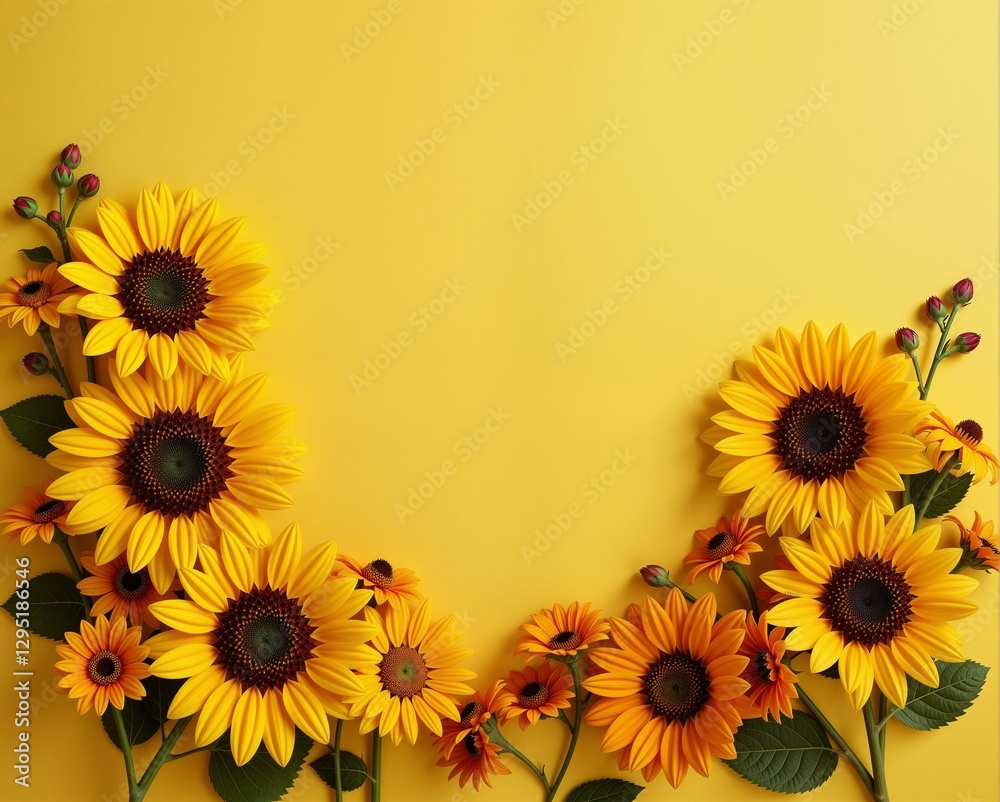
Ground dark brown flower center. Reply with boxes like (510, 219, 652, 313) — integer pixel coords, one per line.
(459, 700, 485, 726)
(820, 556, 914, 648)
(87, 650, 124, 686)
(955, 419, 984, 445)
(118, 247, 209, 336)
(547, 630, 582, 651)
(518, 680, 550, 709)
(707, 531, 737, 558)
(120, 409, 234, 516)
(379, 646, 429, 698)
(32, 499, 66, 524)
(17, 280, 51, 308)
(462, 733, 481, 759)
(362, 559, 395, 588)
(113, 564, 152, 600)
(753, 649, 773, 684)
(772, 387, 868, 482)
(644, 652, 710, 722)
(215, 587, 318, 691)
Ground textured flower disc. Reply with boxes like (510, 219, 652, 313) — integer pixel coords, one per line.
(500, 662, 574, 731)
(0, 263, 78, 335)
(684, 508, 764, 584)
(78, 550, 178, 629)
(737, 613, 798, 723)
(643, 653, 710, 722)
(118, 247, 210, 336)
(917, 410, 999, 485)
(771, 387, 868, 482)
(0, 477, 77, 546)
(333, 555, 423, 611)
(819, 556, 913, 648)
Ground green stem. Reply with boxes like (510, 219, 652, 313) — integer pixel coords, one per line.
(921, 305, 961, 401)
(863, 699, 889, 802)
(111, 706, 140, 800)
(486, 724, 551, 794)
(38, 322, 74, 397)
(796, 685, 874, 797)
(136, 717, 192, 797)
(548, 658, 584, 802)
(371, 728, 382, 802)
(727, 563, 760, 618)
(333, 718, 344, 802)
(52, 527, 90, 615)
(877, 695, 888, 752)
(913, 453, 960, 528)
(907, 352, 926, 398)
(660, 573, 700, 606)
(66, 195, 84, 228)
(165, 741, 217, 761)
(77, 316, 97, 383)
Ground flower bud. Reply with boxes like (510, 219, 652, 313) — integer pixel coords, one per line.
(77, 173, 100, 198)
(60, 143, 82, 169)
(894, 327, 919, 353)
(640, 564, 670, 588)
(951, 278, 974, 306)
(12, 196, 38, 219)
(925, 296, 947, 323)
(45, 210, 63, 231)
(954, 332, 981, 353)
(22, 353, 50, 376)
(51, 163, 73, 188)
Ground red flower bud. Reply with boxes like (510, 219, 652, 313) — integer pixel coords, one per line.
(951, 278, 974, 305)
(954, 332, 981, 353)
(51, 162, 74, 188)
(894, 327, 919, 353)
(925, 296, 947, 323)
(60, 143, 82, 169)
(640, 564, 670, 588)
(77, 173, 100, 199)
(45, 210, 63, 231)
(12, 197, 38, 219)
(22, 353, 50, 376)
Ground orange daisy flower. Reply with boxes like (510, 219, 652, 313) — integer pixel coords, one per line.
(515, 602, 610, 662)
(737, 614, 798, 722)
(436, 731, 511, 791)
(947, 512, 998, 572)
(684, 509, 764, 584)
(500, 661, 575, 730)
(333, 556, 421, 610)
(583, 590, 749, 788)
(1, 477, 77, 545)
(916, 411, 999, 485)
(77, 551, 179, 627)
(434, 680, 510, 759)
(53, 615, 150, 715)
(0, 263, 78, 335)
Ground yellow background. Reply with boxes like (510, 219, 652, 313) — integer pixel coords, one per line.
(1, 1, 997, 800)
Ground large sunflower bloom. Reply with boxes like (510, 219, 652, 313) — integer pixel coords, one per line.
(583, 590, 750, 788)
(333, 555, 422, 611)
(684, 508, 764, 584)
(59, 185, 271, 380)
(704, 322, 933, 535)
(78, 550, 178, 628)
(1, 477, 77, 545)
(146, 525, 379, 766)
(45, 362, 302, 592)
(916, 411, 999, 485)
(0, 263, 79, 335)
(347, 599, 477, 746)
(737, 613, 798, 722)
(514, 601, 610, 662)
(762, 503, 979, 709)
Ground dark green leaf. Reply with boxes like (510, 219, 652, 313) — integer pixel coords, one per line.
(910, 469, 973, 519)
(566, 778, 644, 802)
(19, 246, 56, 264)
(101, 696, 159, 750)
(896, 660, 989, 731)
(141, 675, 185, 724)
(209, 729, 312, 802)
(724, 711, 838, 794)
(2, 572, 85, 641)
(311, 750, 369, 793)
(0, 394, 74, 458)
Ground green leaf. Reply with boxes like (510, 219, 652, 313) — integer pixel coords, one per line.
(209, 729, 312, 802)
(910, 469, 973, 519)
(101, 696, 159, 750)
(310, 750, 369, 793)
(141, 675, 185, 724)
(19, 246, 57, 264)
(0, 394, 74, 458)
(1, 572, 85, 641)
(724, 711, 838, 794)
(566, 778, 644, 802)
(896, 660, 989, 731)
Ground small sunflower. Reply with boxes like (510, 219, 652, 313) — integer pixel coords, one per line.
(0, 263, 79, 335)
(436, 731, 511, 791)
(947, 512, 998, 572)
(78, 551, 178, 627)
(763, 503, 979, 709)
(1, 477, 77, 545)
(44, 362, 303, 592)
(583, 590, 750, 788)
(514, 601, 610, 662)
(737, 613, 798, 722)
(59, 185, 272, 380)
(54, 615, 150, 715)
(916, 411, 998, 485)
(434, 680, 510, 758)
(500, 661, 575, 730)
(347, 599, 476, 746)
(704, 322, 933, 535)
(333, 555, 422, 611)
(146, 525, 379, 766)
(684, 508, 764, 584)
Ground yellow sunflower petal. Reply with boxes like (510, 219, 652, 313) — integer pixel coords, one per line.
(765, 476, 802, 534)
(178, 567, 229, 613)
(59, 262, 121, 295)
(816, 479, 848, 528)
(77, 292, 126, 321)
(231, 691, 266, 765)
(890, 636, 939, 687)
(97, 205, 142, 261)
(148, 599, 218, 634)
(150, 642, 218, 679)
(126, 511, 166, 571)
(227, 476, 293, 510)
(67, 227, 125, 275)
(197, 217, 246, 266)
(136, 188, 168, 250)
(905, 548, 962, 586)
(266, 522, 302, 590)
(45, 467, 122, 500)
(261, 690, 295, 767)
(147, 332, 179, 380)
(810, 630, 845, 673)
(196, 318, 255, 352)
(718, 381, 780, 421)
(65, 485, 131, 530)
(180, 197, 220, 255)
(840, 642, 875, 710)
(94, 505, 144, 564)
(70, 397, 134, 439)
(208, 263, 270, 296)
(719, 454, 783, 495)
(871, 644, 908, 708)
(753, 345, 799, 397)
(288, 540, 339, 599)
(195, 679, 242, 745)
(799, 321, 829, 388)
(83, 317, 133, 356)
(842, 331, 877, 395)
(167, 515, 199, 574)
(174, 329, 214, 375)
(281, 679, 330, 743)
(166, 666, 226, 719)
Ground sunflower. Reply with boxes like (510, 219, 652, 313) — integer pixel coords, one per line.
(754, 554, 795, 613)
(947, 512, 998, 572)
(737, 613, 797, 722)
(436, 731, 511, 791)
(346, 599, 476, 746)
(684, 508, 764, 584)
(514, 601, 610, 662)
(54, 615, 150, 715)
(583, 590, 750, 788)
(44, 362, 303, 592)
(1, 477, 77, 545)
(704, 322, 933, 535)
(333, 555, 422, 611)
(0, 263, 79, 335)
(500, 661, 575, 730)
(762, 503, 979, 709)
(58, 185, 271, 380)
(78, 551, 178, 627)
(916, 411, 998, 485)
(434, 680, 510, 758)
(146, 525, 378, 766)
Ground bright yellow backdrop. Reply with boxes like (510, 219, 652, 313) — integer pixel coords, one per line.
(1, 1, 997, 801)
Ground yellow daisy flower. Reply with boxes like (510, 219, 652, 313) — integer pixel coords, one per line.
(59, 185, 272, 381)
(762, 503, 979, 709)
(0, 263, 79, 335)
(705, 322, 933, 535)
(44, 362, 303, 592)
(146, 525, 379, 766)
(916, 411, 999, 485)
